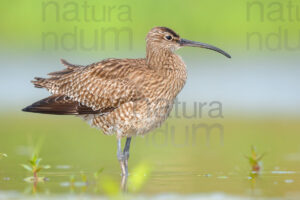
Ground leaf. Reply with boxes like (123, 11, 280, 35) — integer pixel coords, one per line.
(81, 173, 87, 182)
(70, 175, 75, 184)
(32, 154, 37, 161)
(24, 176, 47, 183)
(30, 154, 38, 166)
(35, 167, 41, 173)
(94, 168, 104, 179)
(257, 153, 266, 161)
(35, 158, 42, 166)
(21, 164, 32, 172)
(29, 159, 35, 166)
(24, 176, 35, 183)
(42, 165, 51, 169)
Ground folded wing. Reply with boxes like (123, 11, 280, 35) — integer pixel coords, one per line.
(23, 59, 144, 115)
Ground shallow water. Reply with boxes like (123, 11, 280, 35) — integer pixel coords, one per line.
(1, 167, 300, 199)
(0, 114, 300, 199)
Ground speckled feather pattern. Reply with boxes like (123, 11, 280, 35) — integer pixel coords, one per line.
(29, 27, 188, 138)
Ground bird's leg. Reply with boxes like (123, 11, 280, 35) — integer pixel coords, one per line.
(123, 137, 132, 176)
(117, 138, 126, 176)
(121, 173, 128, 193)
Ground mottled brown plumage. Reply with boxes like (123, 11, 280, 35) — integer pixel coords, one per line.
(23, 27, 230, 176)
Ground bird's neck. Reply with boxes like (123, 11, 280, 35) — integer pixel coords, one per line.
(146, 45, 187, 101)
(146, 46, 168, 67)
(146, 46, 182, 71)
(146, 44, 187, 83)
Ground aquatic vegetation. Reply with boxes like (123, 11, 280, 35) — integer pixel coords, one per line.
(94, 167, 104, 180)
(245, 146, 265, 193)
(0, 153, 7, 159)
(80, 171, 88, 184)
(70, 175, 75, 187)
(21, 154, 51, 182)
(246, 146, 264, 173)
(62, 168, 104, 193)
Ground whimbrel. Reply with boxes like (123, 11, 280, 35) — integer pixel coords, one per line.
(23, 27, 231, 176)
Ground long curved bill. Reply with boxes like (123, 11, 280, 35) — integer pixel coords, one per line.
(180, 38, 231, 58)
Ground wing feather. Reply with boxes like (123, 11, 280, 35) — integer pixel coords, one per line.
(31, 59, 145, 113)
(22, 95, 109, 115)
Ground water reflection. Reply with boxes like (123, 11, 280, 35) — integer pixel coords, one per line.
(121, 175, 128, 193)
(23, 177, 49, 195)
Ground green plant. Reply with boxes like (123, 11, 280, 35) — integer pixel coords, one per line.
(21, 154, 50, 182)
(80, 171, 88, 184)
(70, 175, 75, 186)
(246, 146, 264, 172)
(94, 167, 104, 180)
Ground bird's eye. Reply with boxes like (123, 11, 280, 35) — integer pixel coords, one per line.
(165, 35, 173, 40)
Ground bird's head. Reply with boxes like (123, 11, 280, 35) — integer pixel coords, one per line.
(146, 27, 231, 58)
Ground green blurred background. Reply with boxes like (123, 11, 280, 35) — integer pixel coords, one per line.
(0, 0, 300, 199)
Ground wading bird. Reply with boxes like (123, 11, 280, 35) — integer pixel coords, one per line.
(23, 27, 230, 177)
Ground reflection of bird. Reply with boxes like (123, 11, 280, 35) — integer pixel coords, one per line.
(23, 27, 231, 176)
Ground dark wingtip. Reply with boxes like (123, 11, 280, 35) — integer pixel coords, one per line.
(22, 107, 29, 112)
(60, 58, 67, 65)
(22, 106, 31, 112)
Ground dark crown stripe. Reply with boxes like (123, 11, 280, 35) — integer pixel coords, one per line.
(159, 27, 179, 37)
